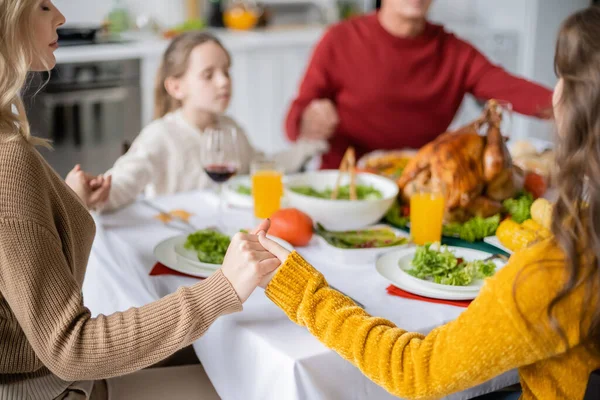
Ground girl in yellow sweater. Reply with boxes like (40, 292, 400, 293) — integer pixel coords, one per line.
(255, 6, 600, 400)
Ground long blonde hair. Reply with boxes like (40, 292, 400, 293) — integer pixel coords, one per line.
(0, 0, 50, 147)
(154, 32, 230, 120)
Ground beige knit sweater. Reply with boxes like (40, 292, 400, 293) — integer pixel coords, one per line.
(0, 137, 242, 399)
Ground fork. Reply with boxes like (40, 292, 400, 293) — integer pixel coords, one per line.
(140, 199, 227, 235)
(140, 199, 203, 233)
(330, 285, 365, 309)
(483, 253, 509, 263)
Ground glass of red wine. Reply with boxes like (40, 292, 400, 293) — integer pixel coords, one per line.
(201, 126, 240, 231)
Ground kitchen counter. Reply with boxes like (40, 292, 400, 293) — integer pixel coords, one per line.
(55, 26, 327, 64)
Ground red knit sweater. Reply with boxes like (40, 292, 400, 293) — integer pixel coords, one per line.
(285, 13, 553, 169)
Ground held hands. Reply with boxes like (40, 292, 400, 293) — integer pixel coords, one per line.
(221, 220, 280, 302)
(65, 165, 112, 211)
(221, 219, 292, 302)
(299, 98, 339, 141)
(257, 231, 291, 289)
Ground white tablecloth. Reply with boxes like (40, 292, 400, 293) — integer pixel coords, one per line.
(82, 190, 518, 400)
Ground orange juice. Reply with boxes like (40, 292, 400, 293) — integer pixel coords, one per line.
(410, 192, 445, 245)
(252, 170, 283, 219)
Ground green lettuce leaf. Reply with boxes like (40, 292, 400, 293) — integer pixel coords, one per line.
(503, 191, 534, 223)
(442, 214, 501, 242)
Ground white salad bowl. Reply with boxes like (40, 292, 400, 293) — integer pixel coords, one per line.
(284, 170, 399, 230)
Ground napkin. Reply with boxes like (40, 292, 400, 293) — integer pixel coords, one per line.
(150, 262, 205, 279)
(386, 285, 471, 308)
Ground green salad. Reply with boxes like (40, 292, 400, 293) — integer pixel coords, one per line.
(235, 184, 252, 196)
(184, 229, 231, 264)
(291, 184, 383, 200)
(406, 244, 496, 286)
(316, 223, 407, 249)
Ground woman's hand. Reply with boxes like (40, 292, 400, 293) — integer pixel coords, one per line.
(257, 231, 292, 289)
(65, 165, 112, 210)
(221, 220, 281, 302)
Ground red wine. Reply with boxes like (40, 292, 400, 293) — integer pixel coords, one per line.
(204, 164, 237, 183)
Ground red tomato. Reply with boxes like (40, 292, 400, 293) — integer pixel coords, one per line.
(524, 172, 547, 199)
(268, 208, 314, 247)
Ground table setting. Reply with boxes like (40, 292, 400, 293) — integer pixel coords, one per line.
(81, 100, 558, 399)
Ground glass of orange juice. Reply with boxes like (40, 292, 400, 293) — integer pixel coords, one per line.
(251, 160, 284, 219)
(410, 182, 446, 245)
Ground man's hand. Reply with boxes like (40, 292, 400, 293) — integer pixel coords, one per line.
(299, 99, 339, 141)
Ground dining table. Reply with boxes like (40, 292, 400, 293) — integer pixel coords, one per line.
(82, 189, 519, 400)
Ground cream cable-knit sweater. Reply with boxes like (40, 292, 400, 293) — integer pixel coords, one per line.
(103, 110, 328, 211)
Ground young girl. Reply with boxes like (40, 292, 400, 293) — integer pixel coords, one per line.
(0, 1, 280, 398)
(68, 32, 327, 211)
(256, 6, 600, 400)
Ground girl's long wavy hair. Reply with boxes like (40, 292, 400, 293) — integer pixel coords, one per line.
(0, 0, 50, 147)
(545, 5, 600, 351)
(154, 32, 230, 120)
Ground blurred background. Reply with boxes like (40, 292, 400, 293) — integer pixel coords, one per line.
(27, 0, 591, 177)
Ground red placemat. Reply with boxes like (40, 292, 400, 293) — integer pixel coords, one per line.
(150, 262, 205, 280)
(386, 285, 471, 308)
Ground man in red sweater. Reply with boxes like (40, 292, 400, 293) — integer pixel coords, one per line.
(286, 0, 553, 169)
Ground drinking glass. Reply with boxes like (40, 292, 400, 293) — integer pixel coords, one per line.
(200, 126, 240, 231)
(251, 159, 283, 219)
(410, 181, 446, 245)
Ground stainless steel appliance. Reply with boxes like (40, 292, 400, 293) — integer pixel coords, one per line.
(24, 58, 141, 177)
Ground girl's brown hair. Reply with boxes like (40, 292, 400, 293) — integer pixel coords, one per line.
(153, 32, 230, 120)
(545, 5, 600, 350)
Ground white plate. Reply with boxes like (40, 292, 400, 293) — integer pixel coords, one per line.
(154, 236, 218, 278)
(396, 248, 504, 293)
(154, 234, 295, 278)
(483, 236, 513, 255)
(316, 224, 411, 265)
(174, 239, 223, 271)
(376, 246, 505, 300)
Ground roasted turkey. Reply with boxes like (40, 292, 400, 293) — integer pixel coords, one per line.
(397, 100, 524, 222)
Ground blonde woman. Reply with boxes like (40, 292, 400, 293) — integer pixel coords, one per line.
(256, 7, 600, 400)
(67, 32, 328, 212)
(0, 1, 282, 399)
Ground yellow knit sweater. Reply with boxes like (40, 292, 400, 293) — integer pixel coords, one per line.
(266, 243, 600, 399)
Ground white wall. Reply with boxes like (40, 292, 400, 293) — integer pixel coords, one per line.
(53, 0, 185, 28)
